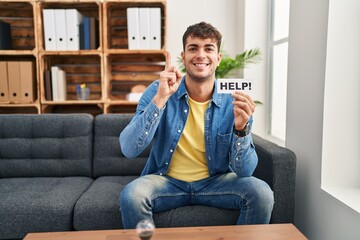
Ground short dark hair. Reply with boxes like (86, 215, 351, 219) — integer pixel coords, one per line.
(182, 22, 222, 51)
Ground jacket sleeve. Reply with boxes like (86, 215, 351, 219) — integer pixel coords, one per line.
(229, 118, 258, 177)
(119, 81, 164, 159)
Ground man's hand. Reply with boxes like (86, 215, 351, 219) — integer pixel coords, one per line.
(231, 91, 256, 130)
(153, 52, 183, 108)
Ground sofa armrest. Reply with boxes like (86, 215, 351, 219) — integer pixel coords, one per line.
(252, 134, 296, 224)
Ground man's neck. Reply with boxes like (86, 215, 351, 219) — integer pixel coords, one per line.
(185, 75, 215, 102)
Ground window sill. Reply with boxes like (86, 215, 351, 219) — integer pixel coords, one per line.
(321, 186, 360, 214)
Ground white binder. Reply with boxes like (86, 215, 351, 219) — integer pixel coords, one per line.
(139, 8, 150, 49)
(51, 66, 59, 101)
(54, 9, 68, 50)
(149, 8, 161, 50)
(65, 9, 83, 51)
(43, 9, 57, 50)
(127, 8, 140, 50)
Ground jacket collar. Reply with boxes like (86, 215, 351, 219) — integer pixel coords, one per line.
(176, 76, 223, 107)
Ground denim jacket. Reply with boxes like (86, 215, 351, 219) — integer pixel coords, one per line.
(119, 76, 258, 178)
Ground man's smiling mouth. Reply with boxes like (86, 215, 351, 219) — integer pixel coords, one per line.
(194, 63, 209, 67)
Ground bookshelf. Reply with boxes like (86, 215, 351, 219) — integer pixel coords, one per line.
(0, 0, 166, 115)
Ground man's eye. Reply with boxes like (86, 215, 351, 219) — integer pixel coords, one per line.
(189, 48, 196, 52)
(206, 48, 214, 52)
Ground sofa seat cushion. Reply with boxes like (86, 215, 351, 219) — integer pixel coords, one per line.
(0, 177, 93, 239)
(153, 205, 239, 227)
(74, 176, 240, 230)
(73, 176, 138, 230)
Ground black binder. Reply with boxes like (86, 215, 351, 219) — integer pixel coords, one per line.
(0, 20, 12, 50)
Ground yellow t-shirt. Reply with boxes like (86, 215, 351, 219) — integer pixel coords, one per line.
(167, 97, 210, 182)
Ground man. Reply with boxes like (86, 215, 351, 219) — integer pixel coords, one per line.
(119, 21, 274, 229)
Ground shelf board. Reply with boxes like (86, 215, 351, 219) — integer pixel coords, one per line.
(41, 100, 103, 105)
(0, 102, 39, 107)
(0, 50, 37, 56)
(40, 50, 103, 56)
(105, 100, 139, 105)
(105, 49, 166, 55)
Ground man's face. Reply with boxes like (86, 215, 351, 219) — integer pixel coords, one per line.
(181, 36, 222, 82)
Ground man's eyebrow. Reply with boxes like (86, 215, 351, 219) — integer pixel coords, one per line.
(187, 44, 199, 48)
(186, 43, 216, 48)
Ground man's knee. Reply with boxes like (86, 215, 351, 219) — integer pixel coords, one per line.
(249, 178, 274, 208)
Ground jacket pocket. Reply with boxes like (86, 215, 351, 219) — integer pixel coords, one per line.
(216, 132, 232, 160)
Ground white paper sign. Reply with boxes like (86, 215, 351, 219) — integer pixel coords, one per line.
(216, 78, 253, 94)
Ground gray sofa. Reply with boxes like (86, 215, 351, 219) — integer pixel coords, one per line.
(0, 114, 296, 240)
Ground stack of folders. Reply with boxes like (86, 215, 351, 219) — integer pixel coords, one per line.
(44, 66, 67, 101)
(0, 20, 12, 50)
(127, 7, 161, 50)
(43, 9, 98, 51)
(0, 61, 36, 103)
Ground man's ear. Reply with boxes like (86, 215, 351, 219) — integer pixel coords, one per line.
(217, 52, 222, 66)
(181, 51, 185, 63)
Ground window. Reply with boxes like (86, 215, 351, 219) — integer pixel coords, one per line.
(321, 0, 360, 213)
(269, 0, 290, 141)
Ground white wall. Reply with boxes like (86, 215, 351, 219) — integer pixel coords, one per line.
(287, 0, 360, 239)
(166, 0, 241, 65)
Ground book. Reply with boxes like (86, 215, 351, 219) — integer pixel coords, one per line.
(44, 69, 53, 100)
(0, 20, 12, 50)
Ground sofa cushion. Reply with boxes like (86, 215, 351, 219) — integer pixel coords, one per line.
(74, 176, 240, 230)
(0, 114, 93, 178)
(0, 177, 93, 239)
(73, 176, 138, 230)
(93, 114, 150, 177)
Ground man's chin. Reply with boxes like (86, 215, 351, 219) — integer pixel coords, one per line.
(187, 73, 214, 82)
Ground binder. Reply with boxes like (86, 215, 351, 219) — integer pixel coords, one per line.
(0, 20, 12, 50)
(149, 8, 161, 50)
(139, 8, 150, 49)
(0, 61, 9, 102)
(54, 9, 68, 50)
(43, 9, 57, 50)
(19, 61, 35, 103)
(51, 66, 59, 101)
(65, 9, 83, 51)
(57, 68, 67, 101)
(7, 61, 21, 103)
(82, 16, 91, 50)
(127, 8, 140, 49)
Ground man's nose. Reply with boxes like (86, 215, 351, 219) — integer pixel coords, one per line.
(196, 49, 206, 58)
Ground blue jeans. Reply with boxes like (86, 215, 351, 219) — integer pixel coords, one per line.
(120, 173, 274, 229)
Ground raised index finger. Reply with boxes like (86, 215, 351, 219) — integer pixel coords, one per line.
(165, 51, 171, 70)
